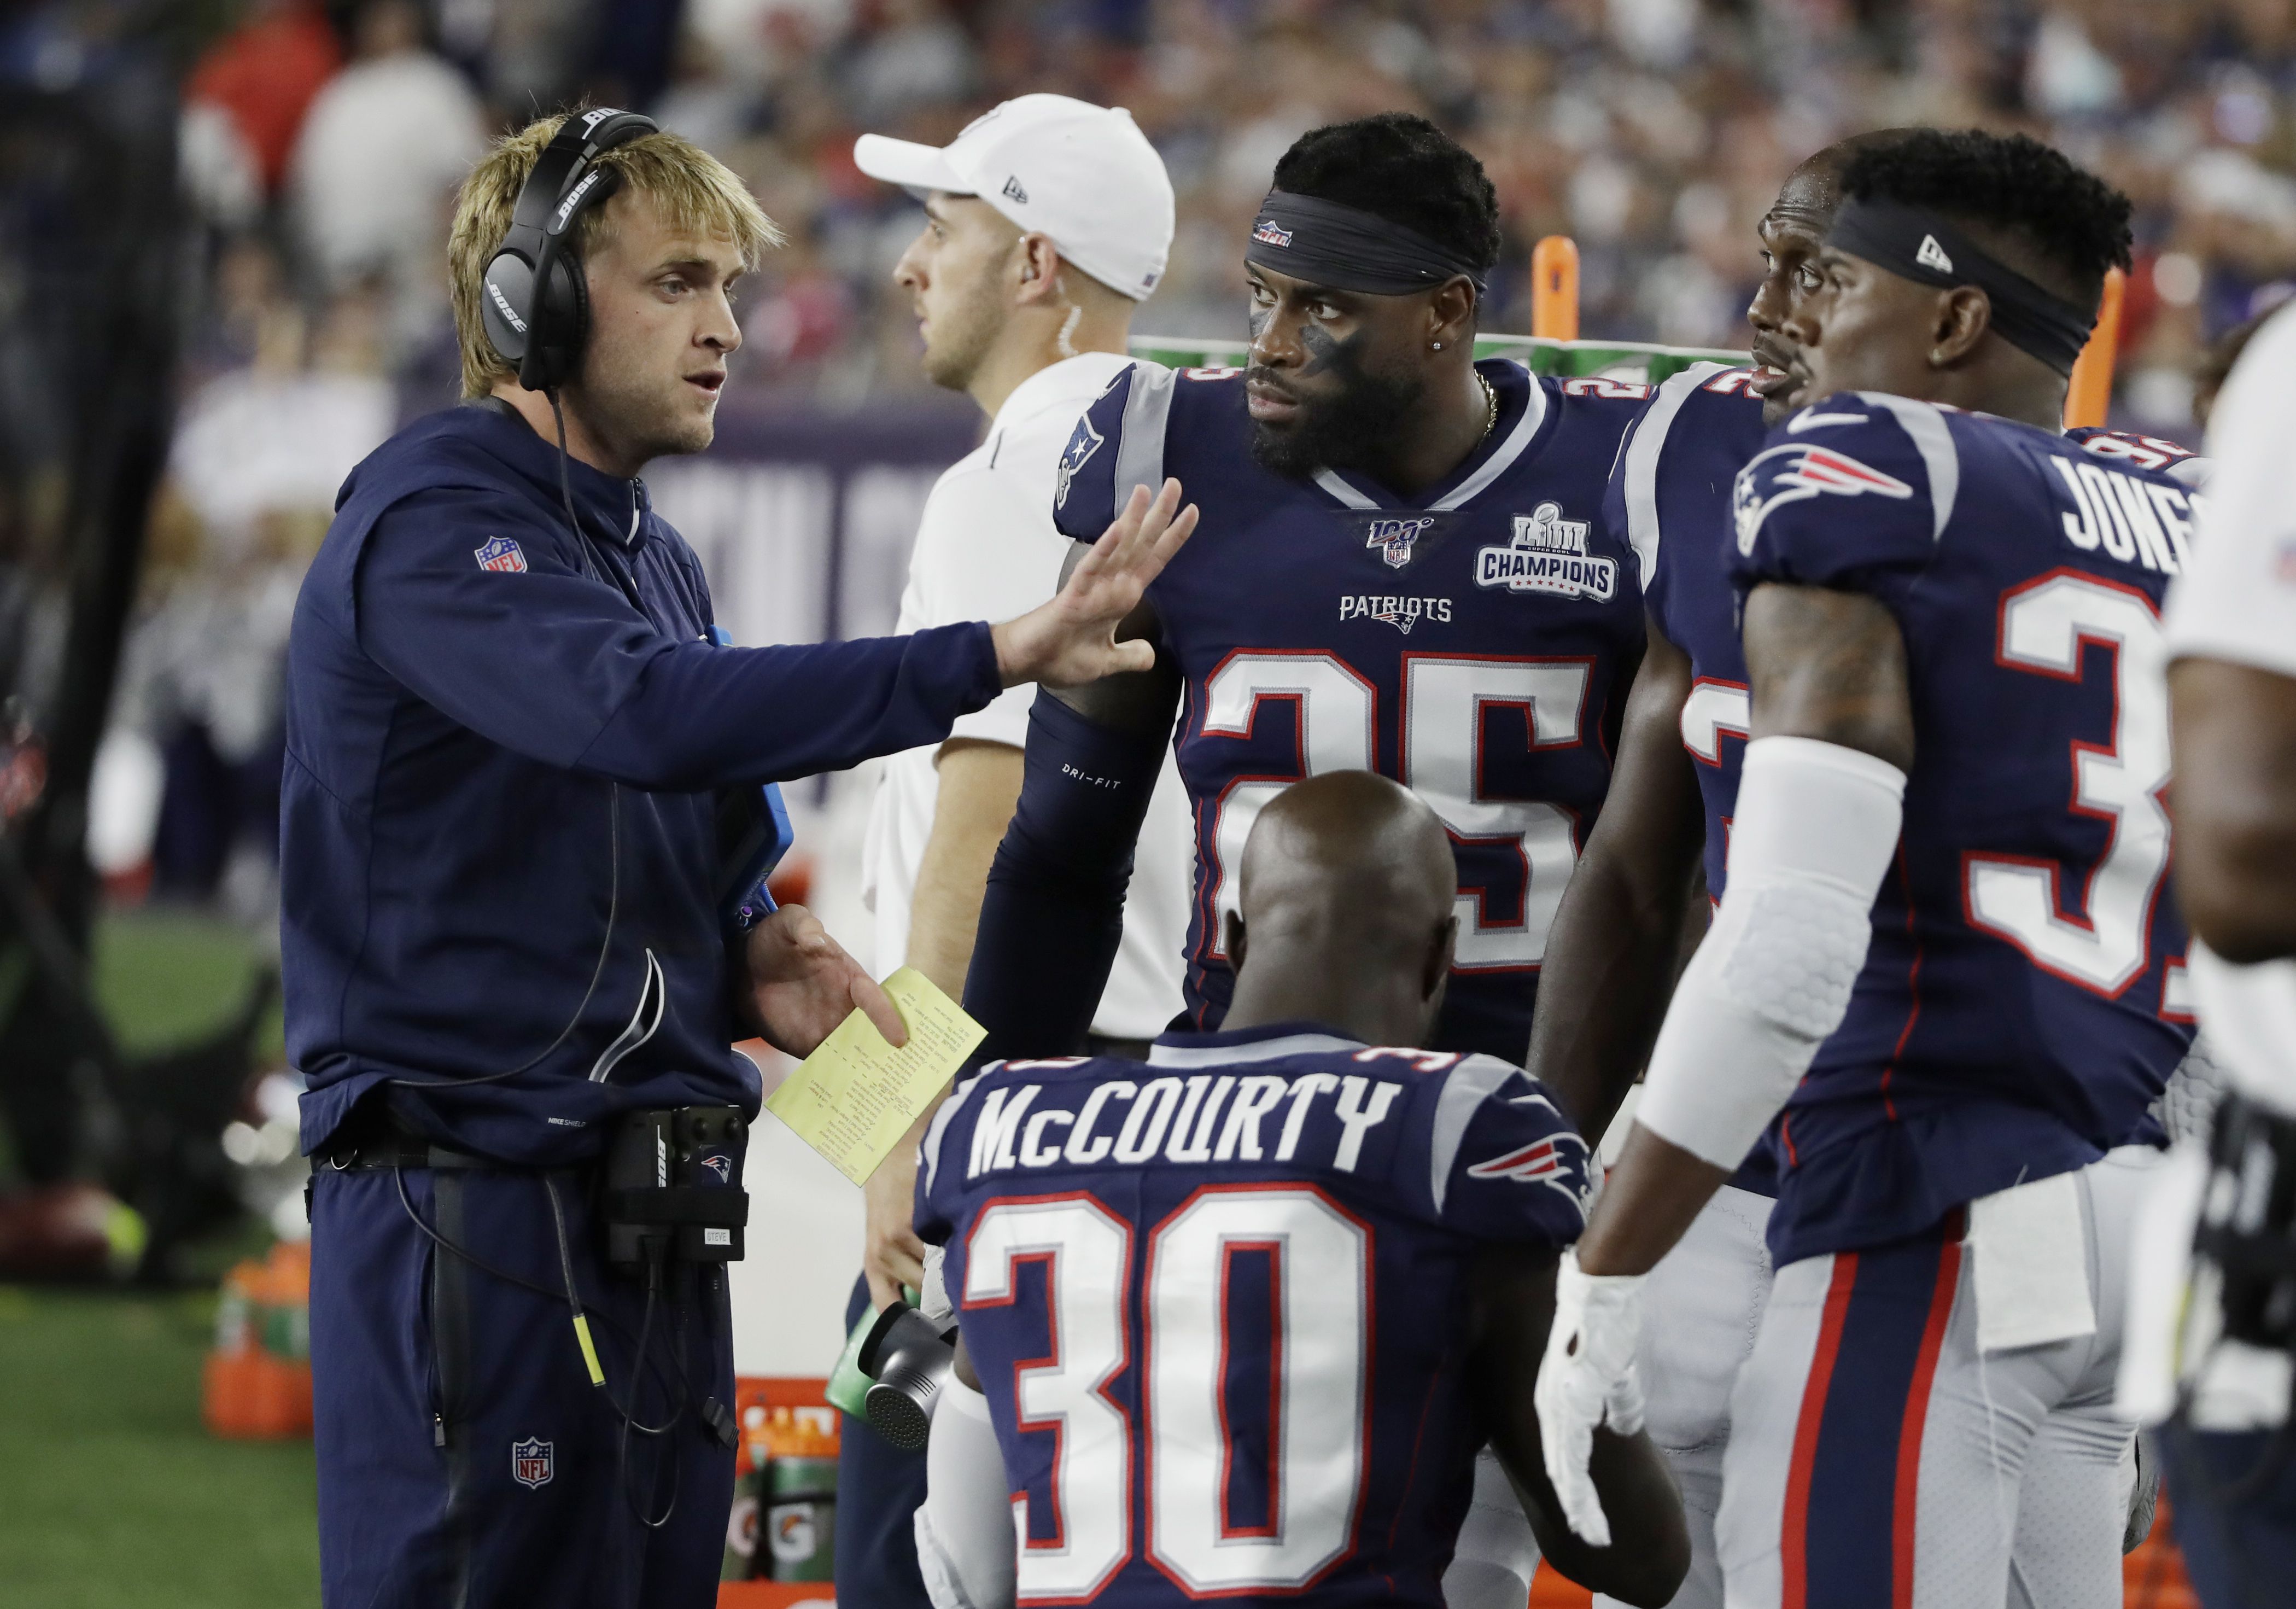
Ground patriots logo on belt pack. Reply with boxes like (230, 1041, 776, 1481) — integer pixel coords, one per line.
(1732, 440, 1915, 555)
(511, 1437, 553, 1489)
(1465, 1132, 1592, 1209)
(1054, 415, 1105, 511)
(700, 1153, 732, 1183)
(1365, 515, 1435, 569)
(474, 535, 527, 573)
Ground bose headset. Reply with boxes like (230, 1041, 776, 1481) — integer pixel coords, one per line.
(480, 107, 659, 390)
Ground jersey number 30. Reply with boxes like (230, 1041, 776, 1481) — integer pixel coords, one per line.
(965, 1187, 1369, 1600)
(1965, 572, 2172, 995)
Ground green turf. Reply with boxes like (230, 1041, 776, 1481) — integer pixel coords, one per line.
(90, 908, 283, 1062)
(0, 1285, 318, 1607)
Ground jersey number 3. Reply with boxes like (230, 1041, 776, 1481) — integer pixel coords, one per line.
(1965, 572, 2172, 995)
(965, 1187, 1369, 1600)
(1200, 651, 1590, 968)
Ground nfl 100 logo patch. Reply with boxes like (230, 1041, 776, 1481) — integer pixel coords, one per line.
(474, 535, 528, 573)
(511, 1436, 553, 1489)
(1363, 515, 1436, 569)
(1474, 502, 1616, 601)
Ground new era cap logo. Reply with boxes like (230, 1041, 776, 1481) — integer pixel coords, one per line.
(1917, 234, 1954, 273)
(1002, 174, 1027, 204)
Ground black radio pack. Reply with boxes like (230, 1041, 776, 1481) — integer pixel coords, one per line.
(603, 1106, 750, 1269)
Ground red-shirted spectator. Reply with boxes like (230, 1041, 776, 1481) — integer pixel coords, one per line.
(184, 0, 342, 196)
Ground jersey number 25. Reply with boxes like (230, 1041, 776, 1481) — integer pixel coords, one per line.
(1199, 651, 1591, 969)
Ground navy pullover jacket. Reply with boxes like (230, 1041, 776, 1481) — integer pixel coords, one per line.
(283, 404, 1003, 1164)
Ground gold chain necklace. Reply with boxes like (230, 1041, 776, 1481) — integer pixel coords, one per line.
(1476, 370, 1499, 440)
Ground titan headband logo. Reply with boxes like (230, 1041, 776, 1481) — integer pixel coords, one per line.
(487, 280, 528, 335)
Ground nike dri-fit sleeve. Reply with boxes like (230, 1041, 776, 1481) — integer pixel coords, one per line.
(2168, 304, 2296, 678)
(354, 484, 1003, 790)
(1725, 392, 1950, 607)
(910, 465, 1070, 750)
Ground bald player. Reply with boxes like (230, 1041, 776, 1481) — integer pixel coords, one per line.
(908, 771, 1688, 1609)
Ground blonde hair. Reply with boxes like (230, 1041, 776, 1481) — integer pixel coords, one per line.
(448, 114, 784, 399)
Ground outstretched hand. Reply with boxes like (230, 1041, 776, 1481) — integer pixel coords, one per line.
(740, 904, 908, 1059)
(991, 479, 1197, 689)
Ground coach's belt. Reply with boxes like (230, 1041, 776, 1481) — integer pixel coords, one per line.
(318, 1104, 509, 1173)
(321, 1134, 499, 1171)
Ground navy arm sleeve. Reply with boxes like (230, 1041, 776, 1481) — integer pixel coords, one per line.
(355, 485, 1004, 789)
(962, 694, 1167, 1062)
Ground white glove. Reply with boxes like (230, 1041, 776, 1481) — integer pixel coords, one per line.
(1535, 1249, 1649, 1548)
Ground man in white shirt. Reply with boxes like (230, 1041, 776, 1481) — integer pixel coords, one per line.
(2143, 302, 2296, 1608)
(838, 94, 1195, 1606)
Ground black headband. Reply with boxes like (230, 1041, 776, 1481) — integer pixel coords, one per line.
(1826, 197, 2096, 375)
(1245, 190, 1490, 296)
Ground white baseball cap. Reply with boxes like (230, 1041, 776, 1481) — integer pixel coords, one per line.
(854, 94, 1175, 301)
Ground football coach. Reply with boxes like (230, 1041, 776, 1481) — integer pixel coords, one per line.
(280, 110, 1194, 1609)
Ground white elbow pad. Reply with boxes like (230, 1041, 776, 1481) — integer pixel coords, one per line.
(1635, 736, 1906, 1170)
(915, 1378, 1017, 1609)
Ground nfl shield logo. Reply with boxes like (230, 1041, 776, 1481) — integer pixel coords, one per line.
(474, 535, 527, 573)
(511, 1437, 553, 1489)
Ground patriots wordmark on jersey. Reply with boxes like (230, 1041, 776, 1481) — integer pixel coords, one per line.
(916, 1026, 1592, 1608)
(1053, 360, 1653, 1060)
(1727, 392, 2199, 1264)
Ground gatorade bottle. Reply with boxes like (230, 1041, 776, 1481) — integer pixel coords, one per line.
(762, 1410, 839, 1583)
(202, 1260, 262, 1437)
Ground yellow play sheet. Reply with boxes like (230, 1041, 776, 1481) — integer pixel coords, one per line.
(764, 966, 987, 1185)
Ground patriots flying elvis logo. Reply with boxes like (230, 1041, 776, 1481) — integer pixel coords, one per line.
(1054, 415, 1104, 511)
(474, 535, 527, 573)
(1732, 440, 1914, 555)
(1464, 1130, 1593, 1210)
(700, 1153, 732, 1183)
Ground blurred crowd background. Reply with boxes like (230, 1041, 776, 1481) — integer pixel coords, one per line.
(11, 0, 2296, 968)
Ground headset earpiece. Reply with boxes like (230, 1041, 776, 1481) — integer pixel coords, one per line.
(480, 109, 658, 393)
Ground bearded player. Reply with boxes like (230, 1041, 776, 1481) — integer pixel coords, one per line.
(965, 111, 1655, 1067)
(1537, 129, 2199, 1609)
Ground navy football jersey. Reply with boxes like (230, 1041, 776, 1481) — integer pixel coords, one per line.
(1602, 363, 1777, 1194)
(1728, 393, 2200, 1264)
(915, 1023, 1593, 1607)
(1054, 360, 1650, 1059)
(1605, 363, 1769, 904)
